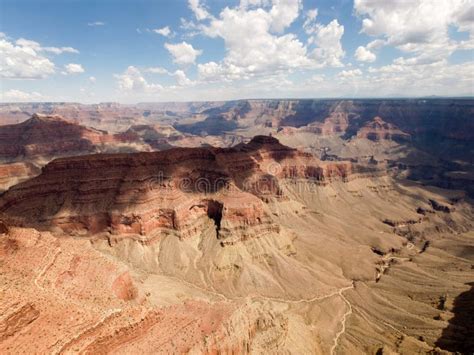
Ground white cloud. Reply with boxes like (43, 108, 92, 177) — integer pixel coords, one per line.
(0, 37, 55, 79)
(15, 38, 41, 50)
(63, 63, 85, 74)
(303, 8, 318, 33)
(89, 76, 96, 83)
(366, 39, 385, 50)
(115, 66, 163, 93)
(362, 60, 474, 97)
(173, 69, 195, 86)
(355, 45, 376, 62)
(309, 19, 345, 67)
(351, 0, 474, 97)
(0, 34, 80, 79)
(15, 38, 79, 54)
(306, 8, 318, 21)
(199, 2, 312, 80)
(268, 0, 301, 33)
(354, 0, 474, 59)
(143, 66, 195, 86)
(164, 41, 202, 65)
(146, 67, 170, 74)
(185, 0, 348, 83)
(153, 26, 172, 37)
(352, 0, 474, 93)
(188, 0, 211, 21)
(88, 21, 105, 26)
(43, 46, 79, 54)
(198, 61, 249, 82)
(338, 69, 362, 79)
(1, 89, 45, 102)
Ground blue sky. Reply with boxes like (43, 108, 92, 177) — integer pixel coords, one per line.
(1, 0, 473, 102)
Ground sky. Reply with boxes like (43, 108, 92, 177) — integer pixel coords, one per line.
(0, 0, 473, 103)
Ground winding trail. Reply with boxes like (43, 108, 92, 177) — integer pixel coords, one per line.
(249, 283, 354, 305)
(330, 283, 354, 355)
(163, 270, 355, 306)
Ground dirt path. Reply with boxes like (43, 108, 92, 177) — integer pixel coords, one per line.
(330, 284, 354, 355)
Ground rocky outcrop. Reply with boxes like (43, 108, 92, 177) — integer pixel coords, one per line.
(0, 136, 354, 239)
(356, 116, 411, 141)
(0, 162, 41, 192)
(429, 199, 454, 213)
(0, 303, 40, 342)
(0, 114, 135, 162)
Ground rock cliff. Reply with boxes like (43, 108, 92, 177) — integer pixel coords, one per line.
(0, 114, 137, 162)
(0, 136, 354, 240)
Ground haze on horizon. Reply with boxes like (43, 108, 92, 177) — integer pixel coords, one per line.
(1, 0, 473, 103)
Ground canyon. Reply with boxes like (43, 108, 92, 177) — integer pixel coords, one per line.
(0, 99, 473, 354)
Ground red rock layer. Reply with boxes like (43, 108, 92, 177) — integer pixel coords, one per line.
(356, 116, 411, 141)
(0, 136, 354, 239)
(0, 113, 130, 161)
(0, 162, 41, 191)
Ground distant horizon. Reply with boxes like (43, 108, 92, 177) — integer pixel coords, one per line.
(1, 95, 474, 106)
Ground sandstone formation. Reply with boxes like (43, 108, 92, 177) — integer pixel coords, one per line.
(0, 101, 222, 132)
(0, 136, 355, 239)
(356, 116, 411, 142)
(0, 113, 139, 162)
(0, 162, 40, 192)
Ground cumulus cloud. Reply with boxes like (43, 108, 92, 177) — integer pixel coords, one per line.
(173, 69, 195, 86)
(0, 34, 79, 79)
(183, 0, 349, 84)
(338, 69, 362, 79)
(362, 60, 474, 96)
(303, 8, 318, 33)
(355, 45, 376, 62)
(146, 67, 170, 74)
(0, 37, 55, 79)
(153, 26, 172, 37)
(198, 0, 315, 81)
(89, 76, 96, 83)
(1, 89, 46, 102)
(198, 61, 250, 82)
(164, 41, 202, 65)
(354, 0, 474, 57)
(268, 0, 301, 33)
(353, 0, 474, 95)
(188, 0, 211, 21)
(115, 66, 163, 93)
(115, 65, 195, 97)
(309, 19, 345, 67)
(350, 0, 473, 95)
(195, 0, 348, 85)
(63, 63, 85, 74)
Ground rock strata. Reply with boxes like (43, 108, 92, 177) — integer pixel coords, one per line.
(0, 114, 135, 161)
(0, 136, 355, 240)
